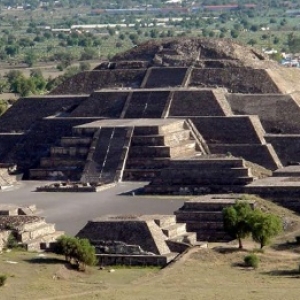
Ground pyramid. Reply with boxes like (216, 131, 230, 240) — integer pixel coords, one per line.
(0, 37, 299, 196)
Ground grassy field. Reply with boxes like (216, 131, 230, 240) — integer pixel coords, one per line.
(1, 242, 300, 300)
(1, 196, 300, 300)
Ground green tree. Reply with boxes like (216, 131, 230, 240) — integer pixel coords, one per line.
(247, 39, 257, 46)
(223, 201, 253, 249)
(230, 30, 239, 39)
(54, 236, 96, 271)
(250, 211, 282, 248)
(24, 52, 37, 67)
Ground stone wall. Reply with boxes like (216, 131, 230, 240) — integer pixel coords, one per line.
(227, 93, 300, 133)
(70, 91, 128, 118)
(51, 70, 147, 95)
(144, 68, 188, 88)
(191, 116, 266, 144)
(124, 91, 170, 118)
(189, 68, 280, 93)
(169, 90, 227, 117)
(0, 96, 86, 133)
(265, 134, 300, 165)
(0, 230, 10, 252)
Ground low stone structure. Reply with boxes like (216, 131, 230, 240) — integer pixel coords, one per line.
(245, 166, 300, 212)
(76, 214, 205, 266)
(175, 195, 255, 241)
(36, 182, 116, 192)
(0, 204, 64, 252)
(144, 155, 269, 195)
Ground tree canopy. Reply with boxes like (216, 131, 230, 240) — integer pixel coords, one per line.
(223, 201, 253, 249)
(223, 200, 283, 249)
(54, 235, 97, 271)
(250, 211, 282, 248)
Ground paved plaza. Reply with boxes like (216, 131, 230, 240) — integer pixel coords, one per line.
(0, 181, 185, 235)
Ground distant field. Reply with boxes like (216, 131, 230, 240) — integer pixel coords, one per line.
(0, 60, 101, 100)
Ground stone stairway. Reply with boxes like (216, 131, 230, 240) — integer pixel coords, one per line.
(151, 215, 197, 245)
(29, 130, 92, 181)
(144, 156, 255, 194)
(15, 219, 64, 251)
(123, 120, 203, 181)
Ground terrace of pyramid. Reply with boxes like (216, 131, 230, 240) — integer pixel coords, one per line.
(1, 37, 300, 211)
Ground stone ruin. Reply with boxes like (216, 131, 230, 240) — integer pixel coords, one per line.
(76, 214, 206, 266)
(0, 204, 64, 252)
(76, 194, 255, 266)
(0, 164, 18, 190)
(1, 37, 300, 209)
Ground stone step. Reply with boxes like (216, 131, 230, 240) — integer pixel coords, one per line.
(195, 230, 232, 242)
(169, 232, 198, 245)
(175, 211, 224, 222)
(185, 221, 225, 231)
(122, 169, 162, 181)
(133, 121, 185, 136)
(161, 223, 187, 238)
(15, 220, 46, 232)
(131, 130, 191, 147)
(151, 176, 254, 186)
(176, 201, 236, 212)
(169, 158, 245, 169)
(144, 184, 246, 194)
(25, 231, 64, 252)
(40, 157, 86, 168)
(50, 146, 89, 157)
(20, 223, 56, 242)
(125, 158, 170, 169)
(60, 137, 92, 147)
(129, 141, 196, 158)
(156, 167, 251, 178)
(153, 215, 177, 227)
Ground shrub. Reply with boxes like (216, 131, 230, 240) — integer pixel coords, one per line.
(6, 232, 18, 249)
(244, 254, 259, 269)
(0, 275, 7, 287)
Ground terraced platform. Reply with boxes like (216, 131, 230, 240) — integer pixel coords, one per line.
(0, 37, 300, 205)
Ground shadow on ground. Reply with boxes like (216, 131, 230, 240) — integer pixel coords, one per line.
(213, 246, 247, 254)
(24, 257, 66, 265)
(271, 241, 300, 252)
(262, 269, 300, 278)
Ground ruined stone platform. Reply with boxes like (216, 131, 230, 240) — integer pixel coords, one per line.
(245, 172, 300, 212)
(76, 214, 206, 266)
(0, 204, 64, 252)
(174, 194, 256, 241)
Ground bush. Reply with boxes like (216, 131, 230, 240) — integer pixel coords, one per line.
(6, 232, 18, 249)
(244, 254, 259, 269)
(0, 275, 7, 287)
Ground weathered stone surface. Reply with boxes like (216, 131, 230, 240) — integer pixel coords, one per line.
(1, 37, 300, 203)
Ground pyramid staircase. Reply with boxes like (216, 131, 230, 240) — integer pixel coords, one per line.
(29, 130, 92, 181)
(122, 120, 208, 181)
